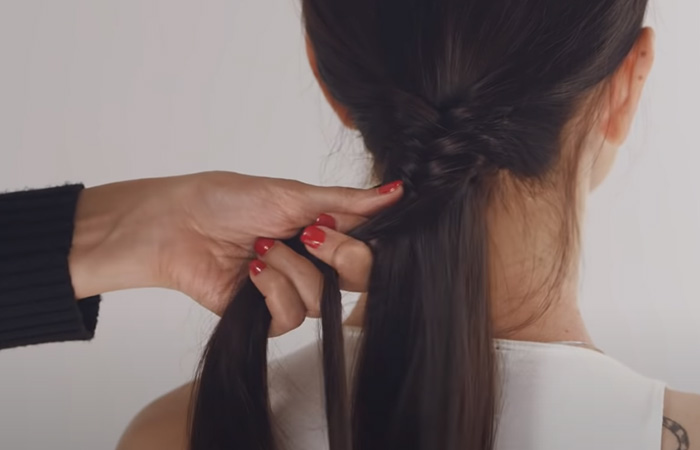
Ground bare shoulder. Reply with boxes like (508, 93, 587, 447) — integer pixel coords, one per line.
(116, 382, 194, 450)
(662, 388, 700, 450)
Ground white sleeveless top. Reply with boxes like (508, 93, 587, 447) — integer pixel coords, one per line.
(268, 327, 665, 450)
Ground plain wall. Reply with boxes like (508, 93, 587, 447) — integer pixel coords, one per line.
(0, 0, 698, 448)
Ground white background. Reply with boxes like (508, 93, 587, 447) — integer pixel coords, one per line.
(0, 0, 698, 448)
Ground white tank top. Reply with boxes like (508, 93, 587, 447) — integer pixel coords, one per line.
(268, 327, 665, 450)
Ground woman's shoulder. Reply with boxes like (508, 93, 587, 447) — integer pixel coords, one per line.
(114, 347, 327, 450)
(115, 334, 360, 450)
(116, 382, 193, 450)
(662, 389, 699, 450)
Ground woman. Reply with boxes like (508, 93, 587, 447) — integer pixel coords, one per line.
(119, 0, 699, 449)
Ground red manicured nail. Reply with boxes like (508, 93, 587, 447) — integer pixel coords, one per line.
(315, 213, 336, 230)
(301, 226, 325, 249)
(377, 180, 403, 194)
(249, 259, 266, 276)
(254, 238, 275, 256)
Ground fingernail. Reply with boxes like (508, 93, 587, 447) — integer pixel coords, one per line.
(249, 259, 266, 276)
(254, 238, 275, 256)
(301, 226, 325, 249)
(377, 180, 403, 194)
(315, 213, 336, 230)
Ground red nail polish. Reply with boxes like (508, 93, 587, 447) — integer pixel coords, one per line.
(301, 226, 325, 249)
(254, 238, 275, 256)
(377, 180, 403, 194)
(249, 259, 266, 276)
(315, 213, 336, 230)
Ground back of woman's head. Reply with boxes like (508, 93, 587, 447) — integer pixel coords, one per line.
(189, 1, 649, 450)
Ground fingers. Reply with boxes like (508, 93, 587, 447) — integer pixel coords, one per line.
(248, 214, 374, 337)
(255, 239, 324, 318)
(248, 260, 307, 337)
(301, 225, 373, 292)
(304, 181, 403, 217)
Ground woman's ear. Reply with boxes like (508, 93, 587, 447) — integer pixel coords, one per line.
(586, 27, 655, 190)
(599, 27, 656, 146)
(305, 35, 356, 129)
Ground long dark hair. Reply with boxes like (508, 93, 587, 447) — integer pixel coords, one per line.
(190, 1, 648, 449)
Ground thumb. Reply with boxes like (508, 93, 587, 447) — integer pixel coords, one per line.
(305, 181, 403, 217)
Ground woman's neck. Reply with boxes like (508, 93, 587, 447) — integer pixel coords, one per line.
(345, 178, 594, 346)
(485, 184, 591, 344)
(344, 289, 591, 345)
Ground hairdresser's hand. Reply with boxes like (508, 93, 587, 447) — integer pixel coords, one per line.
(248, 209, 387, 335)
(68, 172, 402, 316)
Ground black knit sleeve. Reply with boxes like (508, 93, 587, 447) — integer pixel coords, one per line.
(0, 185, 100, 350)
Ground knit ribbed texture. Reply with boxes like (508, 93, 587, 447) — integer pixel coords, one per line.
(0, 185, 100, 350)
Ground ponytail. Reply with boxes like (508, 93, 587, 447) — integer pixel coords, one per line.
(350, 180, 496, 450)
(189, 176, 497, 450)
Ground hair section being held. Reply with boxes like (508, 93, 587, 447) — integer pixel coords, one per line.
(188, 233, 348, 450)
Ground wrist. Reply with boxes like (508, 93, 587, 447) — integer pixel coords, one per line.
(68, 180, 168, 298)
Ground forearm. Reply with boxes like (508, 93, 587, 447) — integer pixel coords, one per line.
(70, 180, 154, 299)
(0, 176, 188, 350)
(0, 185, 100, 350)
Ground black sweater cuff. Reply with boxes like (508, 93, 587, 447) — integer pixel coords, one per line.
(0, 185, 101, 350)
